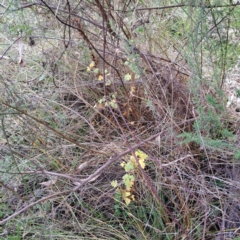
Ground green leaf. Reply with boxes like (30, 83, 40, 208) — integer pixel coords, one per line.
(125, 161, 134, 172)
(123, 174, 134, 190)
(124, 73, 132, 81)
(105, 79, 112, 86)
(93, 68, 99, 74)
(110, 99, 117, 109)
(124, 196, 131, 205)
(111, 180, 118, 188)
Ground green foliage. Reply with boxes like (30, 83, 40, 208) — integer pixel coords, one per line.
(8, 24, 33, 36)
(124, 73, 132, 81)
(98, 94, 118, 109)
(122, 174, 135, 190)
(236, 89, 240, 98)
(111, 150, 148, 205)
(113, 190, 122, 216)
(233, 150, 240, 160)
(7, 223, 21, 240)
(124, 161, 135, 172)
(124, 54, 142, 77)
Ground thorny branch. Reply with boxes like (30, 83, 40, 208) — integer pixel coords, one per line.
(0, 130, 162, 225)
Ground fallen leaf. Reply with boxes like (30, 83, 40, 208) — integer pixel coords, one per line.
(40, 178, 58, 187)
(98, 75, 103, 81)
(130, 85, 135, 93)
(78, 162, 90, 171)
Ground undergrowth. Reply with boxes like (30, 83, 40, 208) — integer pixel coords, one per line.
(0, 1, 240, 239)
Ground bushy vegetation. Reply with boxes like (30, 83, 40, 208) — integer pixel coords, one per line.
(0, 0, 240, 239)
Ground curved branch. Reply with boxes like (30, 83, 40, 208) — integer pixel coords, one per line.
(39, 0, 128, 94)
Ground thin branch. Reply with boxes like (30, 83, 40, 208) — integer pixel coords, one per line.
(0, 113, 198, 225)
(15, 170, 86, 183)
(14, 1, 104, 30)
(0, 130, 163, 225)
(125, 2, 240, 12)
(39, 0, 128, 94)
(1, 101, 108, 156)
(0, 37, 21, 61)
